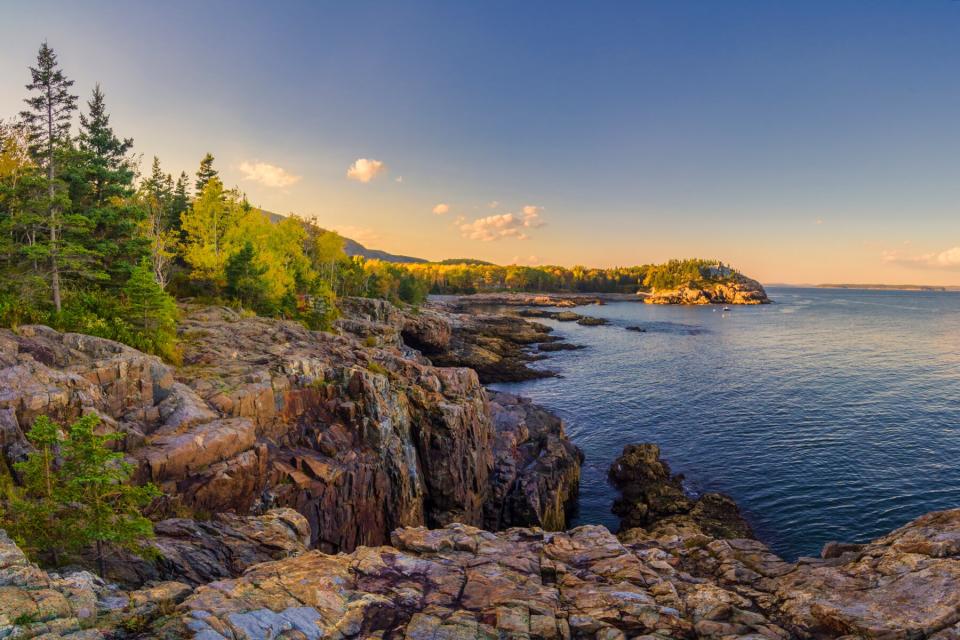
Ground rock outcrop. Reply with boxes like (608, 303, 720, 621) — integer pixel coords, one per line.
(8, 508, 960, 639)
(103, 509, 311, 587)
(610, 444, 753, 539)
(423, 304, 569, 383)
(486, 391, 582, 532)
(645, 274, 770, 305)
(0, 301, 581, 565)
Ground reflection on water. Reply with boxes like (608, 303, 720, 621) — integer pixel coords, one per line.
(490, 288, 960, 560)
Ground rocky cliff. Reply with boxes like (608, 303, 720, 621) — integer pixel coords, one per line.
(645, 273, 770, 305)
(0, 300, 581, 562)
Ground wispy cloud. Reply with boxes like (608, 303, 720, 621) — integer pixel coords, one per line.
(883, 246, 960, 270)
(458, 205, 545, 241)
(333, 224, 381, 245)
(239, 161, 301, 188)
(346, 158, 386, 183)
(432, 203, 450, 215)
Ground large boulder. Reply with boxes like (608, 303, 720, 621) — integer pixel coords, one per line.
(610, 443, 753, 539)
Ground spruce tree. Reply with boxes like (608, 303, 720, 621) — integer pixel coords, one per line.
(77, 84, 142, 284)
(123, 259, 178, 358)
(7, 416, 69, 566)
(195, 152, 217, 193)
(19, 42, 78, 313)
(77, 85, 133, 205)
(225, 241, 269, 310)
(171, 171, 190, 232)
(59, 414, 160, 578)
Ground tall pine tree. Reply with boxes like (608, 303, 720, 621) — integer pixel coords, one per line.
(19, 42, 78, 312)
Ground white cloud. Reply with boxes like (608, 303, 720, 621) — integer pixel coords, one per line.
(883, 246, 960, 270)
(395, 176, 403, 183)
(432, 203, 450, 215)
(488, 200, 500, 209)
(346, 158, 386, 183)
(333, 225, 381, 245)
(815, 218, 824, 225)
(238, 161, 301, 188)
(458, 205, 545, 241)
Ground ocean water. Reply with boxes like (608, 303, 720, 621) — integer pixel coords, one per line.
(489, 287, 960, 560)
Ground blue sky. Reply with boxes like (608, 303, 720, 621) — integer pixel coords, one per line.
(2, 1, 960, 283)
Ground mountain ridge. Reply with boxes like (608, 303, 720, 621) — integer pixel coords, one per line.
(259, 208, 427, 263)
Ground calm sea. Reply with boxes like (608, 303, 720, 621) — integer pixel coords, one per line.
(489, 287, 960, 560)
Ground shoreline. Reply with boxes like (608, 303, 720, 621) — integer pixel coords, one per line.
(2, 297, 960, 637)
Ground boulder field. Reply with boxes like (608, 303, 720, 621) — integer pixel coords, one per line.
(2, 298, 960, 639)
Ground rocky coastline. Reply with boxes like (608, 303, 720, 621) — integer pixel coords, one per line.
(2, 296, 959, 639)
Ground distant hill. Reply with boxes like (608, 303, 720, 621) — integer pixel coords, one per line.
(437, 258, 495, 266)
(340, 237, 427, 264)
(259, 209, 427, 264)
(817, 284, 954, 292)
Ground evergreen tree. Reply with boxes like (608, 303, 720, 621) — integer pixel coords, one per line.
(171, 171, 190, 232)
(225, 241, 268, 309)
(76, 84, 143, 284)
(194, 152, 217, 193)
(123, 259, 178, 359)
(77, 85, 133, 205)
(19, 42, 78, 312)
(59, 414, 160, 578)
(6, 416, 69, 566)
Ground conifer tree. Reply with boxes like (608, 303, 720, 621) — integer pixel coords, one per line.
(225, 240, 269, 309)
(77, 84, 143, 284)
(171, 171, 190, 232)
(194, 152, 217, 193)
(19, 42, 78, 312)
(59, 414, 160, 578)
(123, 259, 178, 358)
(7, 416, 69, 566)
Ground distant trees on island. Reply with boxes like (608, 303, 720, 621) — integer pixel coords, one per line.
(396, 258, 740, 295)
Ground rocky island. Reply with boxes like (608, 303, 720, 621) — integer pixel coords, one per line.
(644, 271, 770, 306)
(1, 298, 959, 639)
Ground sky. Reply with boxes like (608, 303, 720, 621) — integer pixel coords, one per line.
(2, 1, 960, 285)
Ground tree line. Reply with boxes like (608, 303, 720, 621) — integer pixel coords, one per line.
(395, 258, 740, 295)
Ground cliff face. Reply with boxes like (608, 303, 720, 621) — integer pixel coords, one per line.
(0, 301, 581, 560)
(645, 274, 770, 305)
